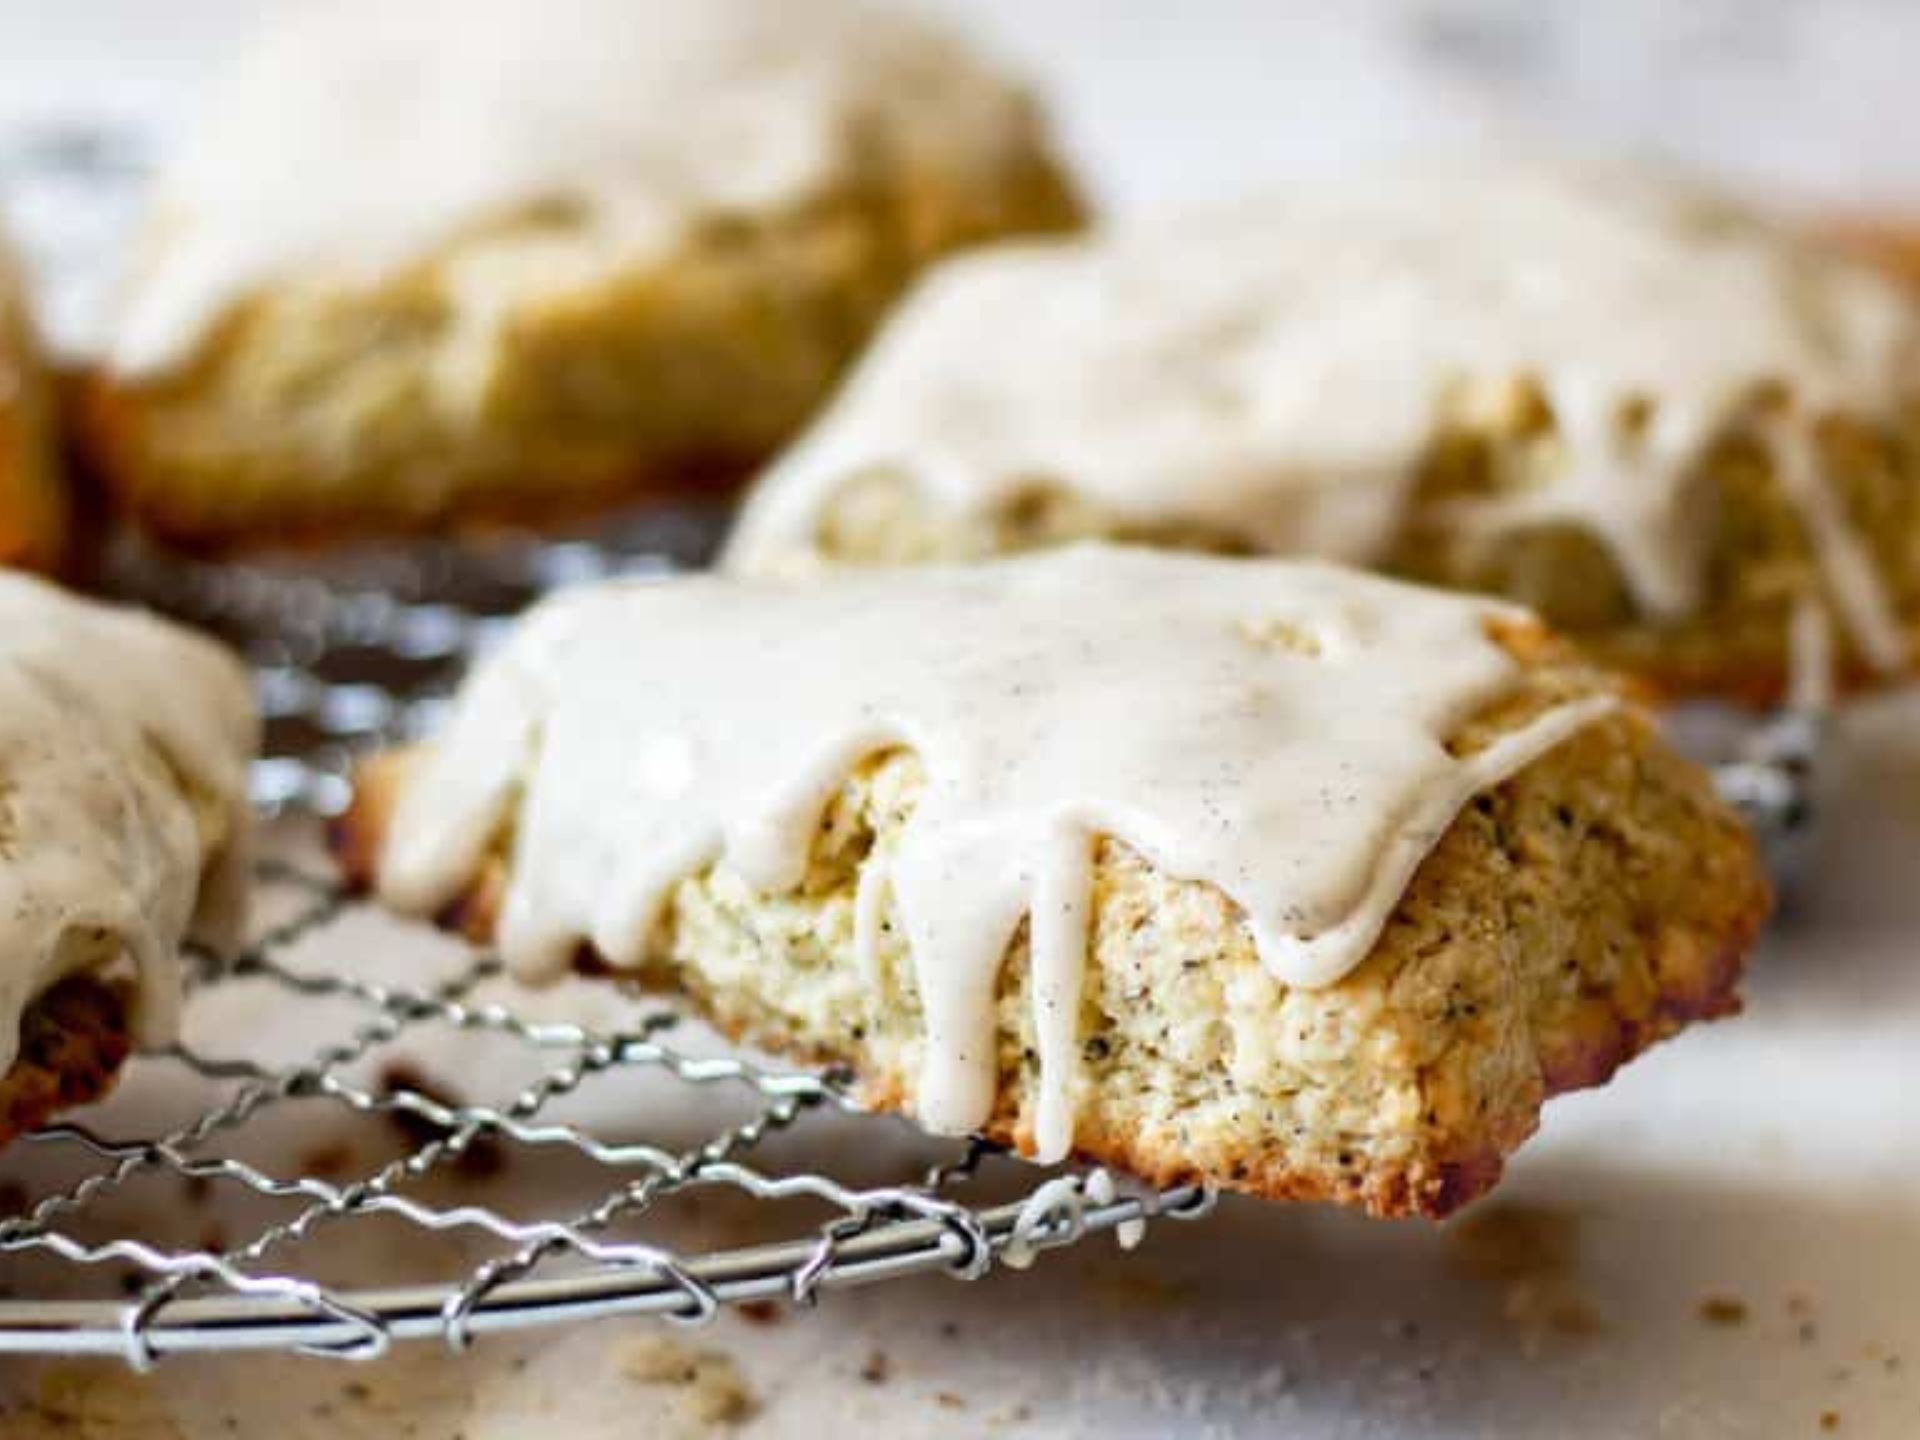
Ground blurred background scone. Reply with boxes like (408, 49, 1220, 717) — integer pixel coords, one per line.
(77, 0, 1084, 550)
(726, 159, 1920, 703)
(0, 230, 64, 571)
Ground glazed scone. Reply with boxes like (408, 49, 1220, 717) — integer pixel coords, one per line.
(333, 547, 1767, 1219)
(0, 572, 257, 1144)
(0, 234, 65, 571)
(726, 159, 1920, 703)
(80, 0, 1084, 550)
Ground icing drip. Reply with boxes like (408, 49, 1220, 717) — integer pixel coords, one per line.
(109, 0, 1039, 377)
(0, 574, 256, 1073)
(726, 159, 1920, 672)
(379, 547, 1609, 1162)
(1001, 1169, 1146, 1269)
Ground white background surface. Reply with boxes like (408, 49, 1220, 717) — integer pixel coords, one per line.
(1, 3, 1919, 1436)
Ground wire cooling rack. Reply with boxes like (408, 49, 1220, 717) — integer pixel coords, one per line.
(0, 516, 1820, 1368)
(0, 515, 1221, 1369)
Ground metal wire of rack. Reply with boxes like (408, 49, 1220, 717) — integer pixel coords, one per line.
(0, 860, 1210, 1369)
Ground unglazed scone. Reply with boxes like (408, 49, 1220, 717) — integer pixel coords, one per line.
(0, 234, 65, 572)
(333, 547, 1767, 1218)
(0, 573, 256, 1144)
(725, 159, 1920, 703)
(79, 0, 1083, 550)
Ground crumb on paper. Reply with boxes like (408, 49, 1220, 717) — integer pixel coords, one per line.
(936, 1391, 967, 1410)
(1820, 1410, 1841, 1432)
(1091, 1267, 1194, 1312)
(617, 1331, 757, 1428)
(30, 1364, 177, 1437)
(1503, 1279, 1604, 1341)
(1451, 1202, 1578, 1280)
(1698, 1295, 1748, 1327)
(1450, 1203, 1603, 1350)
(736, 1299, 782, 1327)
(299, 1138, 356, 1179)
(860, 1349, 891, 1385)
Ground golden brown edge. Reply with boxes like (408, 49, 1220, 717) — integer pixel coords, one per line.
(67, 373, 760, 558)
(327, 621, 1766, 1220)
(0, 302, 69, 576)
(0, 975, 134, 1151)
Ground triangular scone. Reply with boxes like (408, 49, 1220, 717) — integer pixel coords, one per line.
(78, 0, 1082, 550)
(334, 547, 1767, 1218)
(725, 159, 1920, 703)
(0, 574, 257, 1143)
(0, 234, 65, 573)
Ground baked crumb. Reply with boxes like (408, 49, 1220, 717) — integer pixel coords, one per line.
(617, 1332, 757, 1427)
(299, 1139, 356, 1179)
(859, 1349, 891, 1385)
(1452, 1202, 1604, 1348)
(936, 1391, 967, 1410)
(1820, 1410, 1841, 1432)
(1698, 1295, 1749, 1327)
(735, 1299, 782, 1327)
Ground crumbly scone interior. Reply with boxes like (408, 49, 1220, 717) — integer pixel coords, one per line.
(342, 631, 1764, 1218)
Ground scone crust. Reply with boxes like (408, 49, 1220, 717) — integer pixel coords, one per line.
(81, 142, 1082, 552)
(0, 245, 66, 572)
(0, 976, 133, 1149)
(332, 632, 1767, 1220)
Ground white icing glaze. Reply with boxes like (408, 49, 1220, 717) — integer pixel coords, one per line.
(109, 0, 1039, 377)
(1002, 1169, 1146, 1269)
(377, 545, 1610, 1161)
(726, 159, 1920, 671)
(0, 573, 256, 1074)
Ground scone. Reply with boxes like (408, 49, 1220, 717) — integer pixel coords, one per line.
(1825, 218, 1920, 290)
(0, 572, 256, 1144)
(726, 159, 1920, 703)
(79, 0, 1084, 550)
(333, 546, 1767, 1219)
(0, 234, 65, 572)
